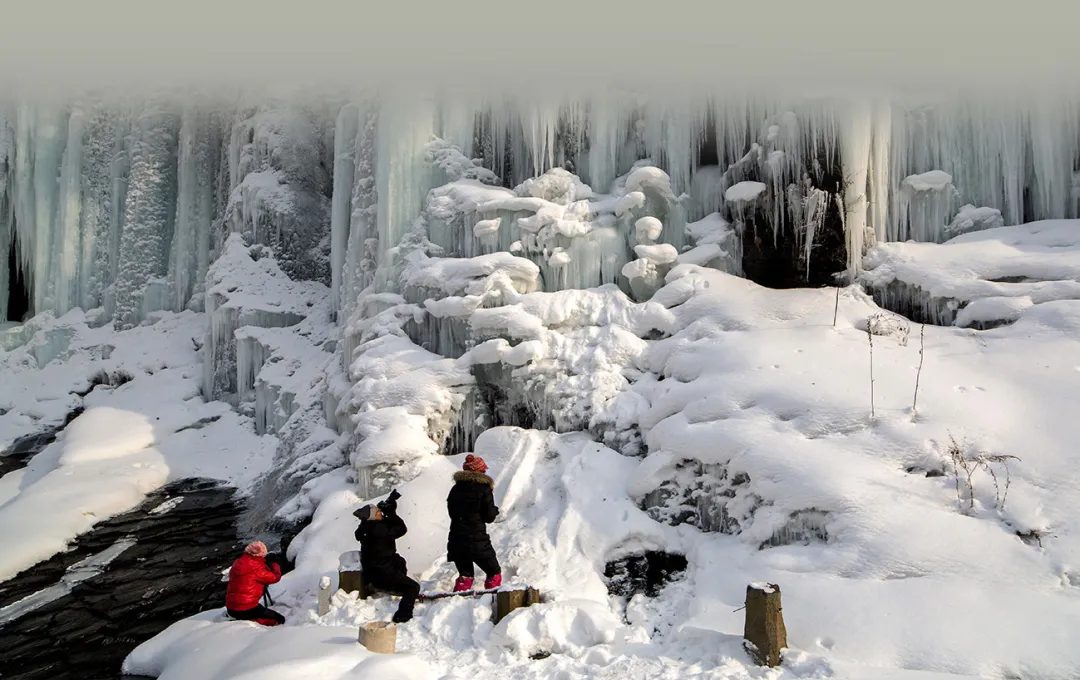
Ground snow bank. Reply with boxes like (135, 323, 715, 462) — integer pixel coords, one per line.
(123, 614, 434, 679)
(626, 264, 1080, 678)
(0, 408, 168, 581)
(0, 311, 274, 582)
(862, 219, 1080, 327)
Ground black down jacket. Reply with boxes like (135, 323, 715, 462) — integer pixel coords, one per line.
(355, 512, 408, 578)
(446, 471, 499, 562)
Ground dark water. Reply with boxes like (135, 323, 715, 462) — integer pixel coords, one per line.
(0, 408, 84, 479)
(0, 478, 244, 680)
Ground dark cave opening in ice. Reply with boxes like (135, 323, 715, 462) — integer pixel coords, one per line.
(604, 551, 689, 599)
(6, 229, 31, 323)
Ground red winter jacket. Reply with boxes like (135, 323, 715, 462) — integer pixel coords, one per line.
(225, 553, 281, 611)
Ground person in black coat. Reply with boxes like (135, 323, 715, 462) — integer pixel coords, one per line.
(447, 455, 502, 592)
(353, 490, 420, 623)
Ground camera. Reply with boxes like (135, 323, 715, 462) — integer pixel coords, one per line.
(376, 488, 402, 515)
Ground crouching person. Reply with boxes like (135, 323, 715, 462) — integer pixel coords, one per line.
(448, 455, 502, 592)
(226, 541, 286, 626)
(354, 490, 420, 623)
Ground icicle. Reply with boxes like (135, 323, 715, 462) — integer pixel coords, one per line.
(840, 99, 872, 278)
(114, 101, 181, 328)
(54, 105, 83, 315)
(585, 93, 631, 195)
(31, 103, 69, 316)
(169, 102, 219, 313)
(330, 103, 360, 316)
(436, 96, 478, 159)
(640, 98, 707, 196)
(341, 104, 379, 340)
(868, 101, 891, 243)
(78, 102, 118, 313)
(0, 107, 13, 321)
(372, 93, 437, 291)
(519, 100, 560, 179)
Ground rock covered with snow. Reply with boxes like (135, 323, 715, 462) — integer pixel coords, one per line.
(724, 181, 767, 203)
(861, 219, 1080, 327)
(946, 203, 1005, 237)
(901, 170, 954, 193)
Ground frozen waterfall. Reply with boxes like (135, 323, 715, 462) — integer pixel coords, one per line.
(2, 91, 1079, 328)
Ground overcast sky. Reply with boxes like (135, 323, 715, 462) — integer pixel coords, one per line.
(1, 0, 1076, 97)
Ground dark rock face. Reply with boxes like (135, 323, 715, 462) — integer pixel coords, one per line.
(0, 478, 243, 680)
(604, 551, 688, 599)
(740, 152, 849, 290)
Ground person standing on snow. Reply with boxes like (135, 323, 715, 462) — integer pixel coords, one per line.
(225, 541, 286, 626)
(447, 455, 502, 592)
(354, 490, 420, 623)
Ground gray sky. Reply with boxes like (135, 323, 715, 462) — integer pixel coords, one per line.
(1, 0, 1076, 97)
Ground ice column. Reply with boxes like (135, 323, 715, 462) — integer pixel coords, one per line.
(372, 93, 436, 292)
(839, 99, 872, 278)
(0, 107, 13, 321)
(54, 106, 84, 315)
(113, 103, 180, 329)
(868, 101, 891, 244)
(330, 103, 359, 316)
(169, 104, 219, 313)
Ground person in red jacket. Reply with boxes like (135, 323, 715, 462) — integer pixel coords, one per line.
(225, 541, 285, 626)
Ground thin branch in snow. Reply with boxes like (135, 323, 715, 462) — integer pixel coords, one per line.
(912, 324, 926, 416)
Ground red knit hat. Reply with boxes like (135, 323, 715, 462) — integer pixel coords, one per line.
(245, 541, 268, 557)
(463, 454, 487, 473)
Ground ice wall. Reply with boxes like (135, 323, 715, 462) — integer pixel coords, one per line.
(3, 89, 1079, 351)
(0, 92, 336, 329)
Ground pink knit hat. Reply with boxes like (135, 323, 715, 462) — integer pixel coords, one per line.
(244, 541, 268, 557)
(463, 454, 487, 473)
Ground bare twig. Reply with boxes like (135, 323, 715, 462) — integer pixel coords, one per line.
(833, 286, 840, 327)
(946, 432, 1020, 513)
(867, 326, 875, 418)
(912, 324, 926, 415)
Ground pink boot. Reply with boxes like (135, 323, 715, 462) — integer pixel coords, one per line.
(453, 576, 474, 592)
(484, 573, 502, 590)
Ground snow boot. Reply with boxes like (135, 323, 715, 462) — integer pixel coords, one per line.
(392, 607, 413, 624)
(484, 574, 502, 590)
(453, 576, 474, 592)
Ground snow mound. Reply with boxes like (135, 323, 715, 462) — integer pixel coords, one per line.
(902, 170, 954, 193)
(946, 204, 1004, 237)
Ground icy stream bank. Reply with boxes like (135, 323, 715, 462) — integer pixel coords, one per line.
(0, 478, 243, 680)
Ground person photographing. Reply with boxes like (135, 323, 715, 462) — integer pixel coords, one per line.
(353, 489, 420, 623)
(225, 541, 286, 626)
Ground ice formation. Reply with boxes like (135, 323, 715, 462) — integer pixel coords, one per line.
(5, 87, 1080, 680)
(4, 93, 1080, 328)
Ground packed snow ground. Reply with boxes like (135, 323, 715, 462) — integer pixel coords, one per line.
(117, 222, 1080, 680)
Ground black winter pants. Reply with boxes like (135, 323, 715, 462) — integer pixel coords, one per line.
(453, 543, 501, 579)
(227, 604, 286, 625)
(367, 567, 421, 616)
